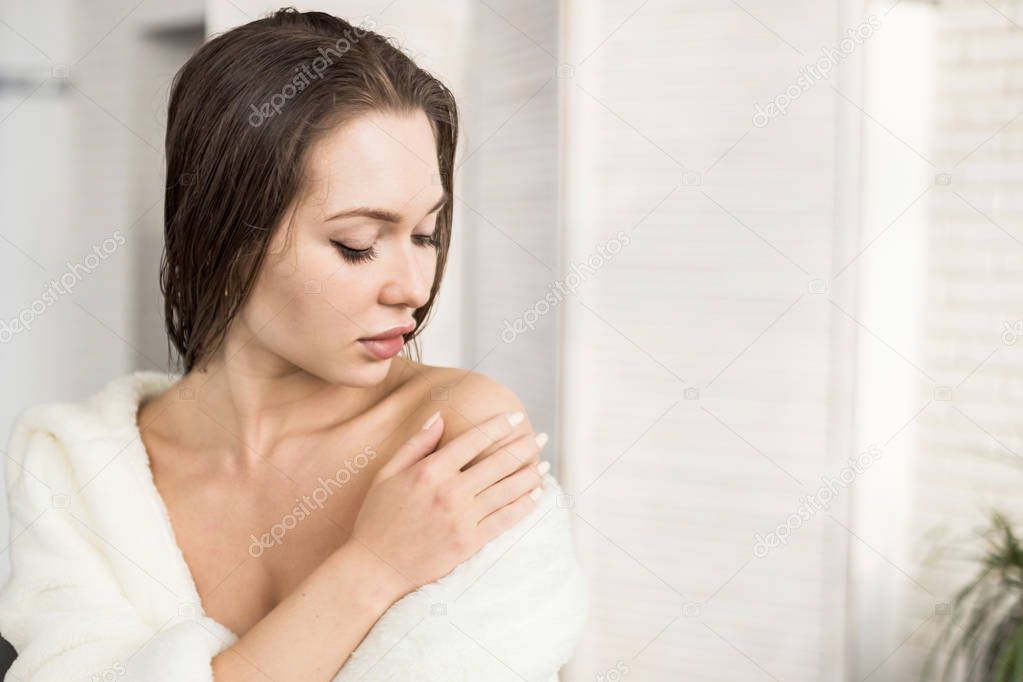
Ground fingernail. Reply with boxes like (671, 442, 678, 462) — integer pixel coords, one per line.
(528, 487, 542, 501)
(537, 460, 550, 476)
(507, 411, 524, 426)
(534, 432, 549, 448)
(422, 410, 440, 430)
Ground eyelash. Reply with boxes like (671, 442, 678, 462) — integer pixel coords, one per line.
(331, 234, 440, 264)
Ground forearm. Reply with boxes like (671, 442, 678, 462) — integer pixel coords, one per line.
(211, 541, 410, 681)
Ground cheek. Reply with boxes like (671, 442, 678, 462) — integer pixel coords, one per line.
(244, 243, 373, 346)
(412, 247, 440, 294)
(316, 270, 378, 335)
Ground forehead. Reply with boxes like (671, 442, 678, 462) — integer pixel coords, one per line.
(303, 110, 441, 213)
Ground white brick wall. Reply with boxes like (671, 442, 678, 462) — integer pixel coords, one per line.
(850, 0, 1023, 679)
(561, 1, 857, 680)
(906, 0, 1023, 674)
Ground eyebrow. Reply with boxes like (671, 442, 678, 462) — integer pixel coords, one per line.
(325, 190, 450, 224)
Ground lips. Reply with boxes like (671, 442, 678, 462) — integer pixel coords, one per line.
(358, 321, 416, 360)
(359, 336, 405, 360)
(359, 321, 416, 341)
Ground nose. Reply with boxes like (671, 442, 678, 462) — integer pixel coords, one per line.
(378, 240, 433, 309)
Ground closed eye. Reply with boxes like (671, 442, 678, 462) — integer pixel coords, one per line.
(414, 233, 440, 249)
(331, 240, 376, 264)
(331, 232, 440, 265)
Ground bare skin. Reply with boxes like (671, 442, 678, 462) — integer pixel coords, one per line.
(137, 357, 541, 637)
(134, 110, 547, 680)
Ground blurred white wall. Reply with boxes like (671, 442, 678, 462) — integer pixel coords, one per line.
(0, 0, 204, 579)
(847, 2, 935, 678)
(0, 0, 75, 426)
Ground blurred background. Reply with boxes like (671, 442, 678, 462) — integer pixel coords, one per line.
(2, 0, 1022, 680)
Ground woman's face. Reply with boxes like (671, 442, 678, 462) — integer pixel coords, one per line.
(233, 109, 445, 386)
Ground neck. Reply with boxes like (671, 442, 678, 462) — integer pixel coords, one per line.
(152, 355, 411, 469)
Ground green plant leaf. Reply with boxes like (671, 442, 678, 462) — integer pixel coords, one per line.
(924, 508, 1023, 682)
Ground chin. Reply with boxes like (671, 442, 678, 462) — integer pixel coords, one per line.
(339, 351, 394, 386)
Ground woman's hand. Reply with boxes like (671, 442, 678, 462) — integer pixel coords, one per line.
(347, 411, 547, 599)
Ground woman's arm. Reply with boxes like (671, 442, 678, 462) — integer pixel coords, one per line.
(215, 404, 552, 681)
(215, 405, 550, 681)
(328, 473, 589, 682)
(328, 374, 590, 682)
(210, 540, 407, 681)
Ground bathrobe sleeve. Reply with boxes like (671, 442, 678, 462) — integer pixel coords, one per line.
(0, 426, 230, 682)
(333, 476, 591, 682)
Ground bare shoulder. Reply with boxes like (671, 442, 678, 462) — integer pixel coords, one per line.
(391, 358, 536, 461)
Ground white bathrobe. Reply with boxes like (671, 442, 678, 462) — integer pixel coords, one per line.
(0, 370, 589, 681)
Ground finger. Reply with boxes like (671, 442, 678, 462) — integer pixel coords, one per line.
(476, 489, 539, 539)
(474, 463, 544, 518)
(460, 432, 545, 495)
(458, 425, 530, 472)
(433, 411, 524, 474)
(376, 411, 444, 479)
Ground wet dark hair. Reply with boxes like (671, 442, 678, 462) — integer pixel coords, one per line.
(160, 7, 458, 374)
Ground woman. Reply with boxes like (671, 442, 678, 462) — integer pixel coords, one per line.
(0, 8, 588, 681)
